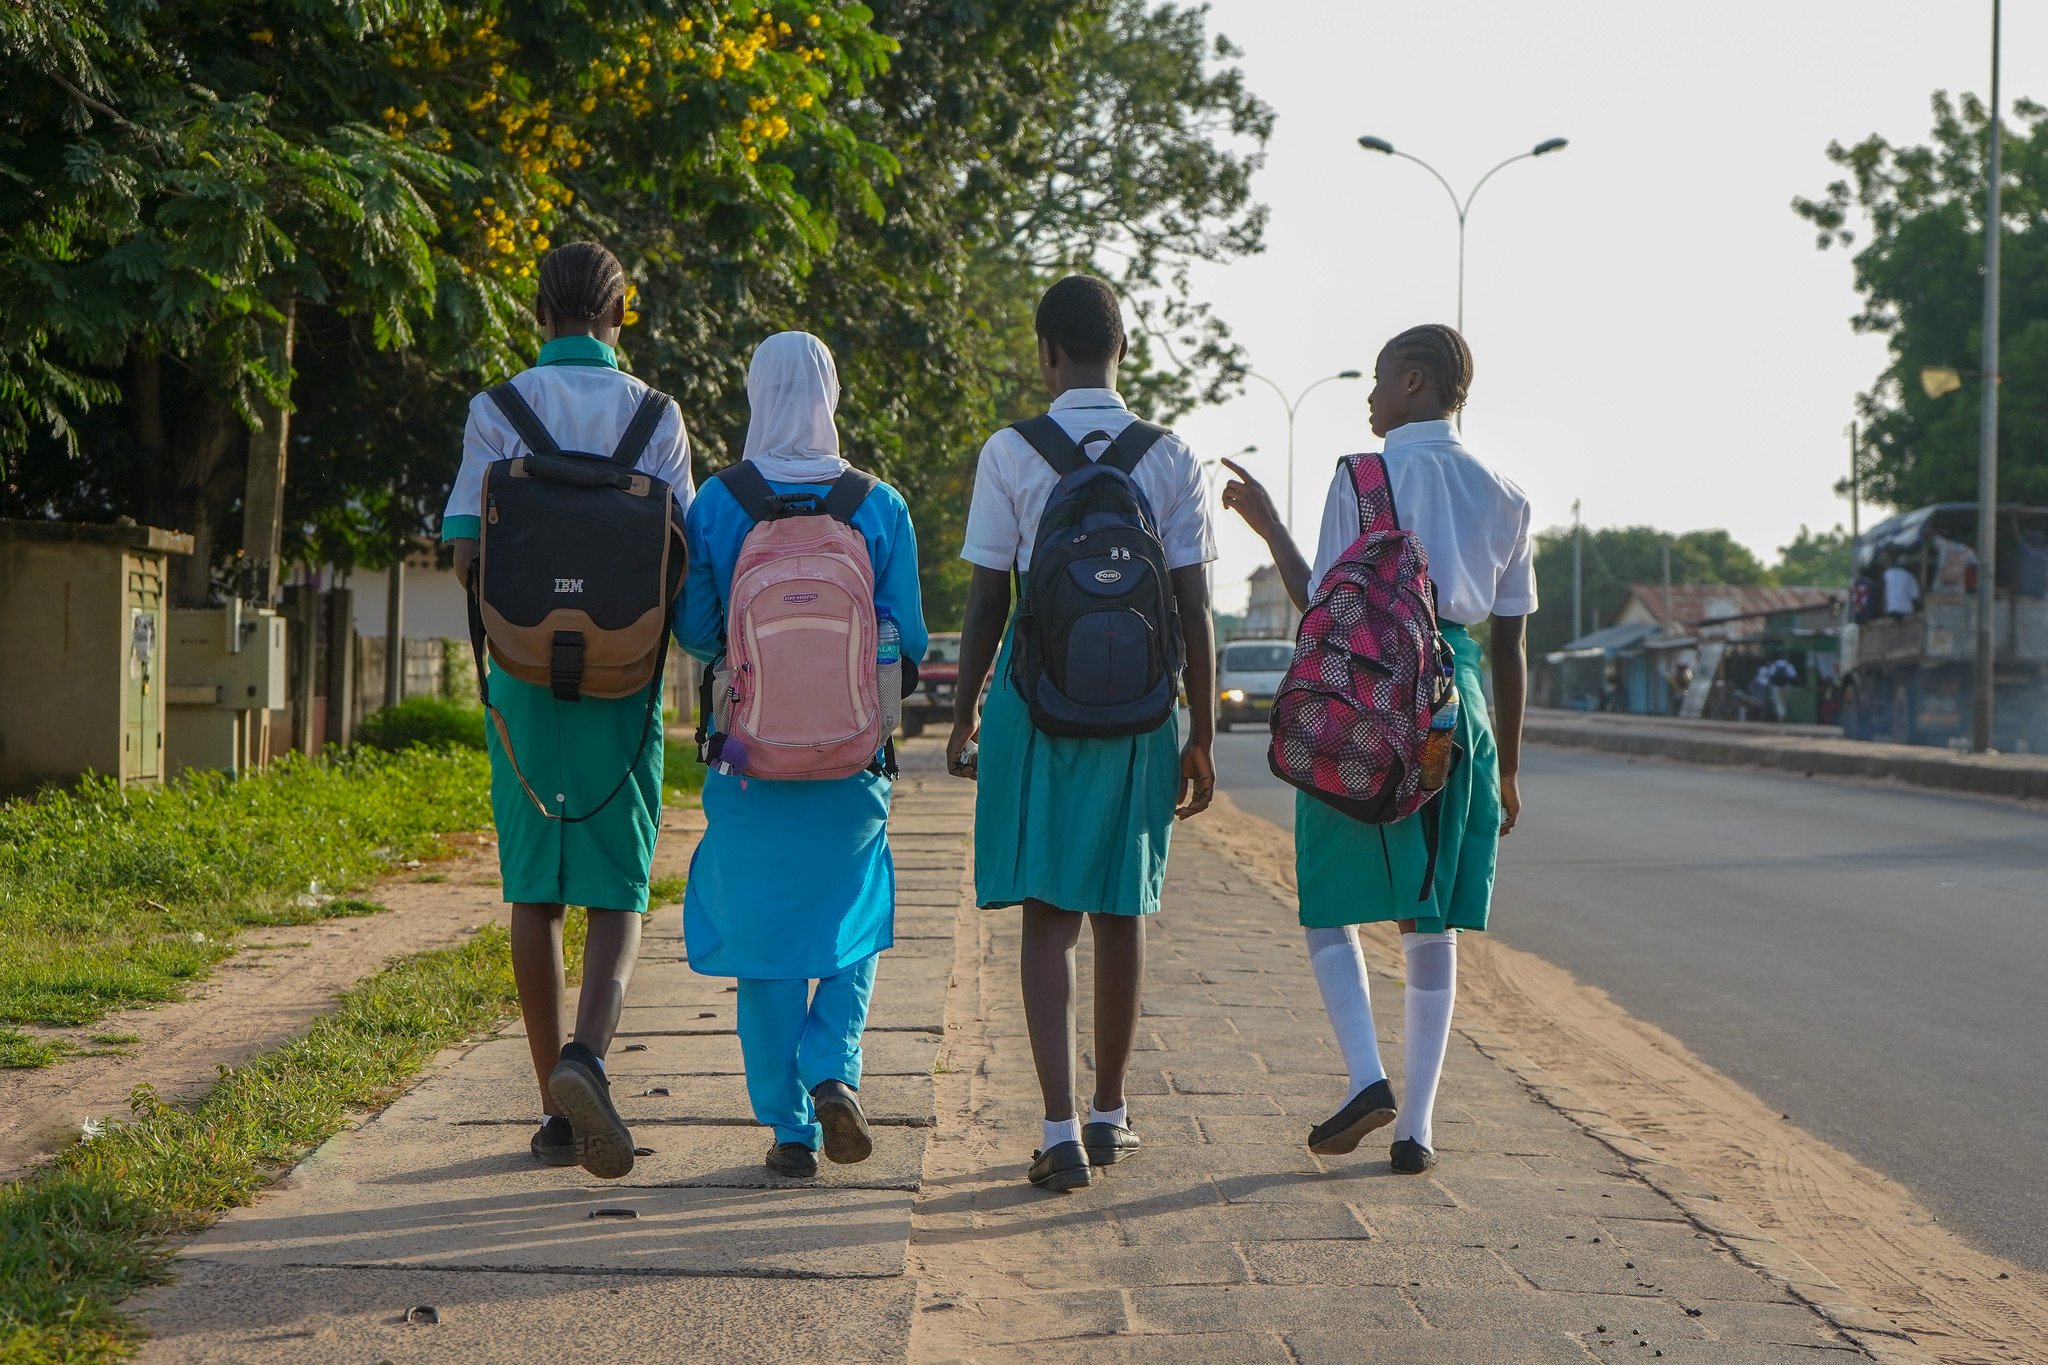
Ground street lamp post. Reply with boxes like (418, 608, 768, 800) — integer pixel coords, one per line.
(1356, 135, 1569, 339)
(1243, 371, 1362, 534)
(1973, 0, 2004, 753)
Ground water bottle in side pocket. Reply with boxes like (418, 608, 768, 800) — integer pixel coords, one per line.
(876, 614, 902, 739)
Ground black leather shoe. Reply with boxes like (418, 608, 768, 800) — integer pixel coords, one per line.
(1307, 1078, 1398, 1156)
(1390, 1137, 1437, 1174)
(1028, 1140, 1092, 1192)
(812, 1079, 873, 1165)
(547, 1042, 634, 1179)
(766, 1141, 819, 1178)
(530, 1114, 576, 1167)
(1083, 1120, 1140, 1167)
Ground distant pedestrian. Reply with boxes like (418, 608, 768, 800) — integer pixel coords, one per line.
(947, 274, 1217, 1193)
(1884, 557, 1921, 618)
(1222, 322, 1533, 1175)
(677, 332, 928, 1180)
(444, 242, 694, 1178)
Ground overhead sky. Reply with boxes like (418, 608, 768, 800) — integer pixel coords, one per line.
(1173, 0, 2045, 613)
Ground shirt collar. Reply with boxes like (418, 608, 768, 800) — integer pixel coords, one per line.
(1049, 387, 1127, 413)
(1382, 418, 1458, 451)
(536, 335, 619, 369)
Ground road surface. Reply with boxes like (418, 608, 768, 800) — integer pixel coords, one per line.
(1210, 728, 2048, 1270)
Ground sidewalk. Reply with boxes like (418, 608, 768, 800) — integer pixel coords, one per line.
(130, 742, 1918, 1362)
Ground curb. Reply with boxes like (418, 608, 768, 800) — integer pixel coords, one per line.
(1525, 716, 2048, 803)
(1457, 1022, 1932, 1364)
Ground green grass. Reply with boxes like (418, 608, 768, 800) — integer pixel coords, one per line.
(0, 1031, 65, 1069)
(0, 920, 554, 1363)
(647, 874, 687, 906)
(87, 1034, 140, 1048)
(0, 748, 490, 1039)
(663, 736, 706, 800)
(356, 696, 486, 754)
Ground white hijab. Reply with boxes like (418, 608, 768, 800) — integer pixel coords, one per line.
(742, 330, 851, 483)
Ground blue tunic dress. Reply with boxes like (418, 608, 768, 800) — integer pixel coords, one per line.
(676, 474, 928, 980)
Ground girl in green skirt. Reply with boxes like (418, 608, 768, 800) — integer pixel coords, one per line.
(1222, 324, 1535, 1175)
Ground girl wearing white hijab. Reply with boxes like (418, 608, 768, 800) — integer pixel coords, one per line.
(677, 331, 929, 1179)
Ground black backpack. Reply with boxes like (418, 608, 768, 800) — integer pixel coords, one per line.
(464, 381, 685, 823)
(1008, 415, 1183, 738)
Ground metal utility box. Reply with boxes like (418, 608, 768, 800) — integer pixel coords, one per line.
(0, 519, 193, 790)
(165, 602, 288, 775)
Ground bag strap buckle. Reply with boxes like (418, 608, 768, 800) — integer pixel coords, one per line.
(550, 630, 586, 702)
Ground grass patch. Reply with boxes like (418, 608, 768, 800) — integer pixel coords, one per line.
(647, 874, 687, 906)
(663, 736, 706, 802)
(0, 1031, 66, 1070)
(87, 1034, 140, 1047)
(0, 917, 576, 1362)
(0, 748, 490, 1032)
(356, 695, 486, 754)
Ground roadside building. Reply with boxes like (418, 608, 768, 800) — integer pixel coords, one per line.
(1243, 564, 1301, 642)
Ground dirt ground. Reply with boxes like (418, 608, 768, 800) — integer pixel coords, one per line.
(1193, 791, 2048, 1365)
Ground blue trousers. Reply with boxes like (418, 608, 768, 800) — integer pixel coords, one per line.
(735, 953, 879, 1148)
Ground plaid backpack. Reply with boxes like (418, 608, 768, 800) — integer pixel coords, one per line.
(1268, 453, 1460, 895)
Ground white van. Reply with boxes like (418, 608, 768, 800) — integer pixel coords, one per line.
(1216, 638, 1294, 732)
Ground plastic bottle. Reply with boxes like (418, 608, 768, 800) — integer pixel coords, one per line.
(1420, 665, 1460, 792)
(876, 614, 903, 740)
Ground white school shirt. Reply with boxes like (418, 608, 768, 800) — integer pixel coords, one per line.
(443, 361, 695, 535)
(960, 388, 1215, 573)
(1307, 419, 1536, 626)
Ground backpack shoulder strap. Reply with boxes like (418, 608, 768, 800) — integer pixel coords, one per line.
(712, 461, 785, 523)
(610, 388, 675, 467)
(821, 468, 879, 525)
(1346, 453, 1400, 538)
(487, 382, 561, 456)
(1010, 414, 1087, 477)
(1102, 420, 1169, 476)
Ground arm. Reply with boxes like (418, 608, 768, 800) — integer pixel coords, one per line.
(874, 493, 930, 664)
(1490, 614, 1527, 836)
(675, 490, 726, 664)
(1219, 459, 1314, 611)
(946, 566, 1012, 779)
(452, 538, 477, 587)
(1172, 564, 1216, 819)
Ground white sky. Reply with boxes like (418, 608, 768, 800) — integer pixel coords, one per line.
(1174, 0, 2044, 613)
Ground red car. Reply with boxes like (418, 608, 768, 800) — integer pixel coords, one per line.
(902, 632, 961, 737)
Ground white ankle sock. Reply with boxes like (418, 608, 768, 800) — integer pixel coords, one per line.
(1395, 930, 1457, 1149)
(1305, 925, 1387, 1099)
(1087, 1101, 1128, 1129)
(1042, 1116, 1083, 1151)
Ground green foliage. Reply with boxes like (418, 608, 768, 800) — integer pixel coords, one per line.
(1773, 523, 1853, 587)
(1531, 525, 1774, 658)
(0, 748, 489, 1029)
(357, 694, 486, 753)
(0, 922, 527, 1361)
(1794, 92, 2048, 511)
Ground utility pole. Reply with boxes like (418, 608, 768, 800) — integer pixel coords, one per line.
(1848, 422, 1861, 547)
(1662, 540, 1674, 635)
(1972, 0, 2003, 753)
(1572, 499, 1589, 642)
(384, 544, 406, 708)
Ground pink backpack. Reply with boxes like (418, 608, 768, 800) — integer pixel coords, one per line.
(1269, 454, 1459, 888)
(704, 464, 885, 781)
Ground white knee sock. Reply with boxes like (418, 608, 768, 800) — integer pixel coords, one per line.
(1395, 931, 1457, 1149)
(1305, 925, 1387, 1099)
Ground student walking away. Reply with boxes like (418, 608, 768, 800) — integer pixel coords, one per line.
(1222, 323, 1533, 1175)
(677, 331, 927, 1180)
(445, 242, 693, 1179)
(947, 275, 1217, 1193)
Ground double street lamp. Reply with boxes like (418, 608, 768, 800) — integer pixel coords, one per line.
(1355, 135, 1570, 338)
(1243, 371, 1362, 533)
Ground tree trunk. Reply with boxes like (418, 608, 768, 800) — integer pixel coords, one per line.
(164, 395, 242, 607)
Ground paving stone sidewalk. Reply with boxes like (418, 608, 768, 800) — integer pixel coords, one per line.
(128, 741, 1918, 1363)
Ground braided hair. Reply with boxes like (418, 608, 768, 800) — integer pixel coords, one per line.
(1385, 323, 1474, 413)
(536, 241, 627, 326)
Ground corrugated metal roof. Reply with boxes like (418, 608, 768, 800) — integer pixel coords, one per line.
(1622, 584, 1836, 631)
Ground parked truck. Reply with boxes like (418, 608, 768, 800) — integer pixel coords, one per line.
(1839, 503, 2048, 751)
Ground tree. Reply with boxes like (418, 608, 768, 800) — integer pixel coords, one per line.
(1528, 524, 1774, 658)
(1773, 523, 1852, 587)
(1794, 92, 2048, 513)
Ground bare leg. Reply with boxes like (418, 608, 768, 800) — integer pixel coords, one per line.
(1088, 913, 1145, 1113)
(511, 901, 568, 1113)
(1020, 899, 1085, 1122)
(574, 907, 643, 1057)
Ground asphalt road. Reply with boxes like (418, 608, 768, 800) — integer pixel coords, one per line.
(1210, 728, 2048, 1271)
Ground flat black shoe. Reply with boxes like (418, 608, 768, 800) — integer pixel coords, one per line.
(547, 1042, 635, 1179)
(812, 1079, 873, 1165)
(1308, 1078, 1398, 1156)
(1082, 1120, 1140, 1167)
(766, 1141, 819, 1178)
(1028, 1140, 1093, 1192)
(1390, 1137, 1437, 1174)
(530, 1114, 576, 1167)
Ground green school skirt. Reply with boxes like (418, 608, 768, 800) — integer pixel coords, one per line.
(485, 663, 664, 913)
(974, 592, 1181, 918)
(1296, 624, 1500, 934)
